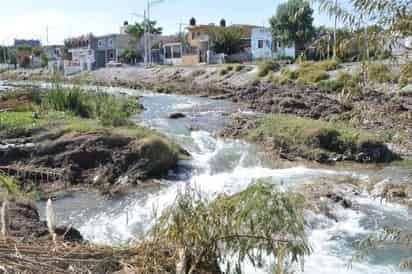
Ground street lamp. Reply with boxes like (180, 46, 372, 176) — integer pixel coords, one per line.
(146, 0, 164, 64)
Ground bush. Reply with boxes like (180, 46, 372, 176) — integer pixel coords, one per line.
(296, 67, 329, 83)
(226, 65, 234, 71)
(316, 59, 340, 71)
(400, 62, 412, 87)
(257, 59, 280, 77)
(336, 71, 353, 82)
(150, 182, 310, 273)
(280, 67, 299, 80)
(44, 87, 140, 127)
(234, 64, 244, 71)
(318, 80, 345, 92)
(40, 53, 49, 68)
(367, 63, 398, 83)
(219, 68, 228, 76)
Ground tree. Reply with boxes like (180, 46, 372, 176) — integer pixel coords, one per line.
(210, 27, 242, 55)
(40, 52, 49, 68)
(270, 0, 315, 56)
(149, 182, 310, 274)
(121, 48, 138, 64)
(126, 20, 163, 42)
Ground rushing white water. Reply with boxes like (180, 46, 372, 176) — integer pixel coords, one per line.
(2, 80, 408, 273)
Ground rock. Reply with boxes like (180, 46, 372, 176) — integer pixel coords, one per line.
(54, 226, 84, 242)
(169, 112, 186, 119)
(355, 140, 397, 163)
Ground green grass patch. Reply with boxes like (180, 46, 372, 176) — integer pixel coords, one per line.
(246, 114, 382, 154)
(257, 60, 280, 77)
(234, 64, 245, 72)
(392, 159, 412, 169)
(367, 63, 399, 83)
(400, 62, 412, 87)
(0, 111, 40, 131)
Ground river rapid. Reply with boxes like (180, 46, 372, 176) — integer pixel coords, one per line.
(1, 80, 411, 274)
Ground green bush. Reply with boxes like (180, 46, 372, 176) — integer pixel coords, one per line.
(234, 64, 244, 71)
(318, 80, 345, 92)
(336, 71, 353, 82)
(44, 87, 140, 127)
(219, 68, 228, 76)
(257, 59, 280, 77)
(296, 67, 329, 83)
(400, 62, 412, 87)
(226, 65, 234, 71)
(280, 67, 299, 80)
(367, 63, 398, 83)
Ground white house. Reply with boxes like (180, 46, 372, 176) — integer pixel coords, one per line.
(251, 27, 295, 60)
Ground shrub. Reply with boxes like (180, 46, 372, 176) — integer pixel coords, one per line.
(226, 65, 234, 71)
(257, 59, 280, 77)
(219, 68, 228, 76)
(280, 67, 299, 80)
(336, 71, 353, 82)
(399, 62, 412, 87)
(234, 64, 244, 71)
(149, 182, 310, 273)
(367, 63, 398, 83)
(318, 80, 345, 92)
(44, 87, 140, 127)
(296, 67, 329, 83)
(316, 59, 340, 71)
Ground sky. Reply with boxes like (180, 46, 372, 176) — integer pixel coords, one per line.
(0, 0, 337, 46)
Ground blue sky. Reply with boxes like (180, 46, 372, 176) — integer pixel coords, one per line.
(0, 0, 337, 45)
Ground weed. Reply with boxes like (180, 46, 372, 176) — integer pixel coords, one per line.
(257, 60, 280, 77)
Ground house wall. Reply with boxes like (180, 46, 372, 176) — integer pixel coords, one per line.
(182, 54, 199, 65)
(251, 28, 273, 60)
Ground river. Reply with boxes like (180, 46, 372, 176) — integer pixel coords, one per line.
(1, 79, 411, 274)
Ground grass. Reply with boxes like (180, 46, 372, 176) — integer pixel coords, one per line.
(400, 62, 412, 87)
(234, 64, 245, 72)
(246, 114, 382, 154)
(43, 86, 141, 127)
(0, 111, 39, 130)
(257, 60, 280, 77)
(392, 159, 412, 169)
(367, 63, 399, 83)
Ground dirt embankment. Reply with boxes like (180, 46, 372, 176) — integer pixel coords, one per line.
(0, 129, 188, 197)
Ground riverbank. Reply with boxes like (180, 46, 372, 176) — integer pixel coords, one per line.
(2, 64, 410, 159)
(0, 86, 188, 199)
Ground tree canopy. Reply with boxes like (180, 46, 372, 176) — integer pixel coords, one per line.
(210, 27, 242, 55)
(126, 20, 163, 42)
(270, 0, 315, 55)
(149, 182, 310, 274)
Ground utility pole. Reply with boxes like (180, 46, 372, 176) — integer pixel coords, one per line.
(46, 26, 49, 46)
(146, 0, 164, 65)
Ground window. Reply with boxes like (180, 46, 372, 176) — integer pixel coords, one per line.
(258, 40, 264, 49)
(108, 39, 113, 48)
(98, 40, 104, 49)
(172, 46, 181, 58)
(165, 46, 172, 59)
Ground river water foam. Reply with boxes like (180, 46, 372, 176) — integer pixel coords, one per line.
(2, 81, 409, 273)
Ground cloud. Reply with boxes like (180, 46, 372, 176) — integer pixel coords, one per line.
(0, 10, 120, 45)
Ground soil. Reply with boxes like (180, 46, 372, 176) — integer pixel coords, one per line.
(0, 130, 185, 197)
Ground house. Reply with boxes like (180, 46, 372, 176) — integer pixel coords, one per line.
(64, 34, 96, 73)
(94, 34, 131, 67)
(163, 42, 183, 65)
(251, 27, 295, 60)
(186, 23, 257, 63)
(251, 27, 273, 61)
